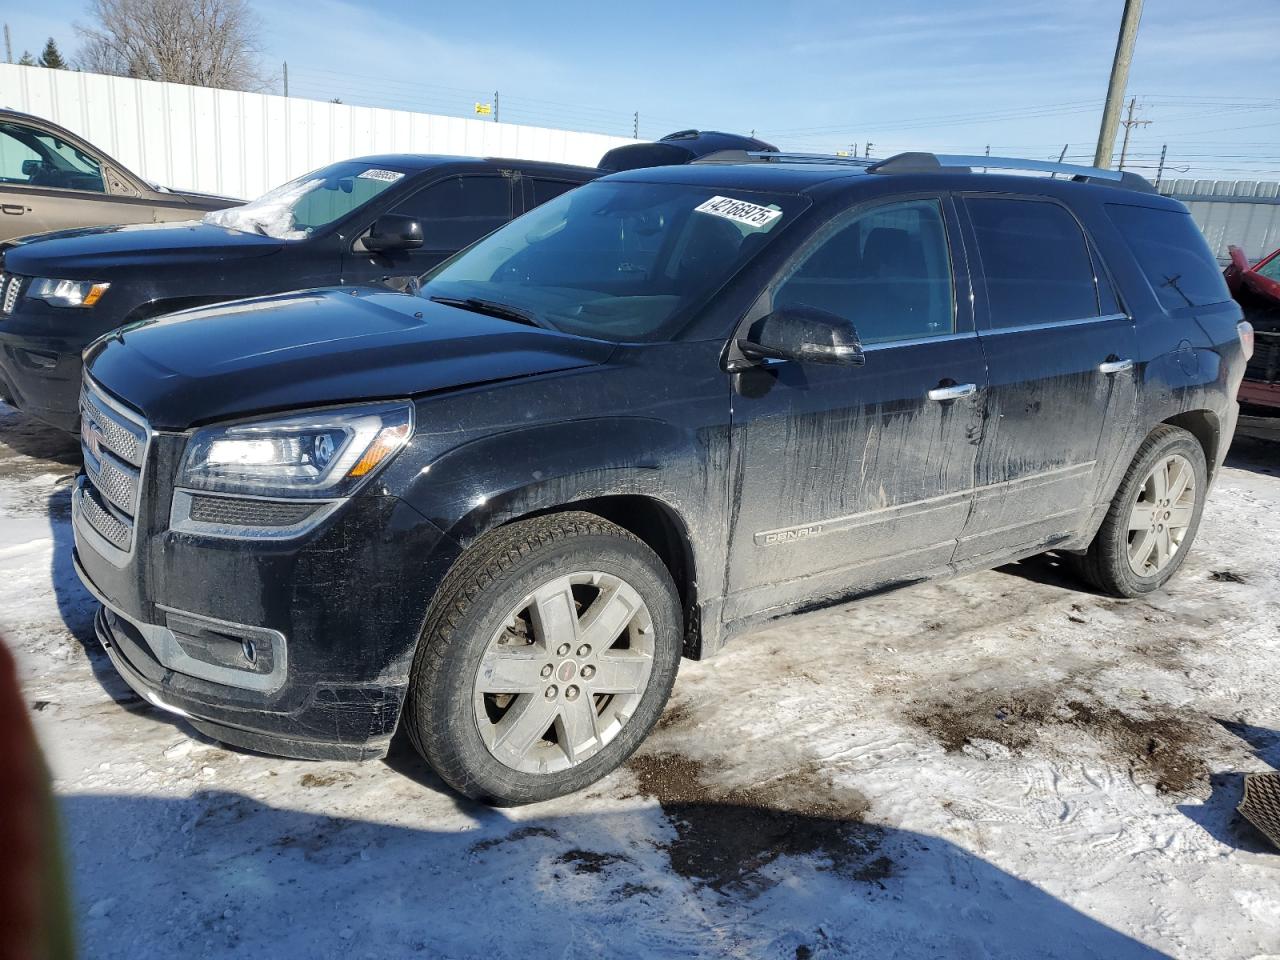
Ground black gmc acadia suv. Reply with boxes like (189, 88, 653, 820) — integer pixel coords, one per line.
(72, 151, 1250, 803)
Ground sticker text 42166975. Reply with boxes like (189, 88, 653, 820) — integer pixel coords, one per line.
(694, 195, 783, 230)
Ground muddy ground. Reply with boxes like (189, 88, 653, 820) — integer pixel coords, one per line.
(3, 404, 1278, 959)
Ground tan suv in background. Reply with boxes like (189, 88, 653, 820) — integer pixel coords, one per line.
(0, 109, 237, 242)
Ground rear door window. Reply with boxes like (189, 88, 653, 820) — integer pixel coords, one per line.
(966, 197, 1100, 327)
(394, 176, 512, 250)
(528, 178, 581, 209)
(773, 198, 955, 344)
(1107, 203, 1232, 310)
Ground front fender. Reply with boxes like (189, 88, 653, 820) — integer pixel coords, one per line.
(398, 416, 695, 545)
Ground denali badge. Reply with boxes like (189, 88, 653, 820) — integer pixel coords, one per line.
(756, 524, 824, 546)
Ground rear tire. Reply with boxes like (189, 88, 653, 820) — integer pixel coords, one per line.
(1073, 425, 1208, 598)
(404, 511, 682, 804)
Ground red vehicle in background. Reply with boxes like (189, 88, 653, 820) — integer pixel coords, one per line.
(1225, 244, 1280, 412)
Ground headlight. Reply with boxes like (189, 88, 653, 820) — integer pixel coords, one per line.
(177, 402, 414, 498)
(27, 277, 110, 308)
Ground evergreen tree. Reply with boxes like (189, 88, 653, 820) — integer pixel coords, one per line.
(17, 51, 36, 66)
(39, 38, 68, 69)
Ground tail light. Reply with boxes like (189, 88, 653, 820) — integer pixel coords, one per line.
(1238, 320, 1254, 360)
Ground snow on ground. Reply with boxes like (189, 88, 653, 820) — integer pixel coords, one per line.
(2, 400, 1278, 960)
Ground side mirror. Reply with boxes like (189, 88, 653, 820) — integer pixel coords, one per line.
(736, 306, 865, 367)
(21, 158, 44, 178)
(364, 214, 423, 253)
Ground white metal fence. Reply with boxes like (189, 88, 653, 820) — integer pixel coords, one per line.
(0, 63, 636, 200)
(1159, 179, 1280, 263)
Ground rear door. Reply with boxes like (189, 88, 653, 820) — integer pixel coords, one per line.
(955, 194, 1139, 564)
(725, 195, 988, 622)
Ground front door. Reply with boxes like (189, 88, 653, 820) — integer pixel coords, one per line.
(344, 174, 516, 290)
(0, 118, 145, 239)
(725, 196, 988, 624)
(955, 195, 1140, 564)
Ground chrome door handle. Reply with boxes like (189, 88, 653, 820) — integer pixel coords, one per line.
(927, 382, 977, 401)
(1098, 358, 1133, 374)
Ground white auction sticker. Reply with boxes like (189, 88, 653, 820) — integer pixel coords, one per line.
(694, 195, 783, 229)
(357, 168, 405, 183)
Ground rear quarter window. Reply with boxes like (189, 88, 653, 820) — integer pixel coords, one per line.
(1105, 204, 1230, 311)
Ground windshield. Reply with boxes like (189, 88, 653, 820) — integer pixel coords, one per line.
(421, 179, 808, 341)
(1258, 250, 1280, 283)
(205, 161, 410, 239)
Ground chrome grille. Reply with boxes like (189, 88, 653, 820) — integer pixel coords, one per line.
(79, 380, 149, 553)
(79, 485, 133, 550)
(0, 272, 22, 314)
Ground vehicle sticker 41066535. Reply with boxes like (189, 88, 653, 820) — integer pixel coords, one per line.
(357, 168, 405, 183)
(694, 195, 783, 230)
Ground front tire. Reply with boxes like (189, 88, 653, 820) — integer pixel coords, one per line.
(1073, 425, 1208, 598)
(404, 512, 682, 804)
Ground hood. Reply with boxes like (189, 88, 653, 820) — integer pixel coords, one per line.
(2, 221, 284, 277)
(84, 288, 615, 429)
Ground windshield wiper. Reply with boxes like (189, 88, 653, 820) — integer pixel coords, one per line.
(429, 296, 548, 329)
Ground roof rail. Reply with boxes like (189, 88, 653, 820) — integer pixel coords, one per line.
(694, 150, 875, 167)
(866, 152, 1156, 192)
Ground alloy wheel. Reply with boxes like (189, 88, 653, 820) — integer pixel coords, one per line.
(1126, 453, 1196, 577)
(472, 571, 655, 774)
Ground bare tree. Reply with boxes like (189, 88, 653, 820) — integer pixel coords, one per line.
(75, 0, 268, 91)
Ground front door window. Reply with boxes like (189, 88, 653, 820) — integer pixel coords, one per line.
(0, 121, 106, 193)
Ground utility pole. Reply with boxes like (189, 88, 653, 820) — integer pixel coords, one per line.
(493, 90, 499, 123)
(1154, 143, 1167, 190)
(633, 111, 639, 139)
(4, 24, 11, 64)
(1093, 0, 1144, 168)
(282, 61, 288, 97)
(864, 141, 873, 158)
(1117, 96, 1151, 171)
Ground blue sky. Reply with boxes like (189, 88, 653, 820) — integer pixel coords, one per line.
(6, 0, 1280, 178)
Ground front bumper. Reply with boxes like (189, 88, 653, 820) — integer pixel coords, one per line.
(94, 602, 403, 760)
(73, 447, 464, 760)
(0, 327, 83, 431)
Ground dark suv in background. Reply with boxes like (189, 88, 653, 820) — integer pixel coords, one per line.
(0, 130, 773, 431)
(0, 154, 596, 430)
(73, 151, 1248, 803)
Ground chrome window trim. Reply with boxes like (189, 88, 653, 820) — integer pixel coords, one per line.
(861, 330, 979, 352)
(169, 488, 345, 541)
(977, 312, 1129, 338)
